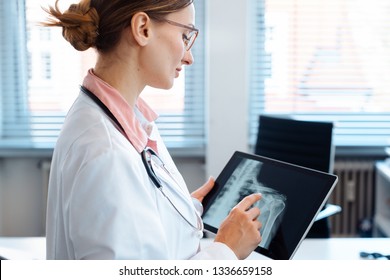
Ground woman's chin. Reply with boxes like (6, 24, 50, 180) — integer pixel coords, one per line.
(156, 81, 175, 90)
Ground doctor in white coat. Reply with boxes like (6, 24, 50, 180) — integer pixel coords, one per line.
(43, 0, 262, 260)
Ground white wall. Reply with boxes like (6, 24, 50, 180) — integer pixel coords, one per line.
(206, 0, 251, 177)
(0, 158, 47, 236)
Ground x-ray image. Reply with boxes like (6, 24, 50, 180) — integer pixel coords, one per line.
(203, 158, 287, 249)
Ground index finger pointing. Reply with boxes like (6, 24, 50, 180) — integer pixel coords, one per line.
(235, 193, 262, 211)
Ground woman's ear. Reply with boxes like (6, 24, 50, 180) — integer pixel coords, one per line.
(131, 12, 152, 47)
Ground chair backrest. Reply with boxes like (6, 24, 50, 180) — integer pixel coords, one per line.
(255, 115, 334, 173)
(254, 115, 335, 238)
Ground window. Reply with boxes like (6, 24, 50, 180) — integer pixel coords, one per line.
(249, 0, 390, 151)
(0, 0, 205, 155)
(39, 26, 51, 41)
(40, 53, 51, 80)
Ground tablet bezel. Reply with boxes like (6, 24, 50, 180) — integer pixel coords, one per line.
(201, 151, 338, 260)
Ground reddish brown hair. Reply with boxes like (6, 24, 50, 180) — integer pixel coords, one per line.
(42, 0, 194, 52)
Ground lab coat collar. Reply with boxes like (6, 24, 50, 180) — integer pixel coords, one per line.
(82, 69, 159, 153)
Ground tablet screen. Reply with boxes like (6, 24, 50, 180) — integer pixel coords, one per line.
(202, 151, 338, 260)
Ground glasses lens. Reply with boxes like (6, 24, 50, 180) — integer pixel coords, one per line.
(186, 31, 198, 51)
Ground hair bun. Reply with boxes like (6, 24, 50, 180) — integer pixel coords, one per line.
(43, 0, 99, 51)
(61, 2, 99, 51)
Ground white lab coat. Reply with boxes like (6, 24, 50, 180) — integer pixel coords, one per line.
(46, 93, 236, 260)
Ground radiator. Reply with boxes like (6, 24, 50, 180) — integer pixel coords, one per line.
(329, 160, 375, 237)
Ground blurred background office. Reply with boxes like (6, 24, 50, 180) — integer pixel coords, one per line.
(0, 0, 389, 239)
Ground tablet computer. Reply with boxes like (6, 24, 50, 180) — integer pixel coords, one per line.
(202, 151, 338, 260)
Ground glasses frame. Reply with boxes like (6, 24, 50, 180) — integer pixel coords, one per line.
(160, 19, 199, 51)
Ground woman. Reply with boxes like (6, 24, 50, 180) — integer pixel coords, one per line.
(43, 0, 262, 259)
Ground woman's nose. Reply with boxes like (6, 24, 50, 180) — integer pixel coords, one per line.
(182, 49, 194, 66)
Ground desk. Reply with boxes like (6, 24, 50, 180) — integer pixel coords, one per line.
(202, 238, 390, 260)
(0, 237, 389, 260)
(273, 238, 390, 260)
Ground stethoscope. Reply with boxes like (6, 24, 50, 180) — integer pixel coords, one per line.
(80, 85, 203, 234)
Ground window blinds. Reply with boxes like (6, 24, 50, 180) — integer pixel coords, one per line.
(0, 0, 205, 154)
(0, 0, 30, 148)
(249, 0, 390, 149)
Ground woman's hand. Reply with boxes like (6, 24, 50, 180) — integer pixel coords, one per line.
(214, 193, 262, 260)
(191, 176, 215, 203)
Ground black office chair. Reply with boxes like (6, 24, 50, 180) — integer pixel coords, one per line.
(254, 115, 336, 238)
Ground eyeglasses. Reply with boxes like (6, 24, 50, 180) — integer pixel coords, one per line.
(360, 251, 390, 260)
(141, 147, 203, 233)
(161, 19, 199, 51)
